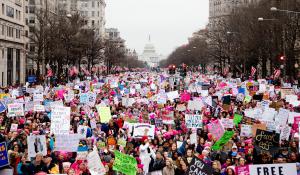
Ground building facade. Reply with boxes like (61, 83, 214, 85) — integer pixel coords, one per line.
(58, 0, 106, 37)
(139, 37, 161, 68)
(0, 0, 27, 86)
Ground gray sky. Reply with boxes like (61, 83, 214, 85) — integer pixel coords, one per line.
(106, 0, 209, 57)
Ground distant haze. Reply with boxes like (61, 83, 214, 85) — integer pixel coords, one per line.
(106, 0, 209, 57)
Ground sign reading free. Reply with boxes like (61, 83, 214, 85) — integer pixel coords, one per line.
(249, 163, 297, 175)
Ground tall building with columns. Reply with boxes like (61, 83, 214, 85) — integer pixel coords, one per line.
(0, 0, 28, 86)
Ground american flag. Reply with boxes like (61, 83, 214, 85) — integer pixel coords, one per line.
(251, 66, 256, 77)
(223, 67, 229, 75)
(273, 69, 281, 79)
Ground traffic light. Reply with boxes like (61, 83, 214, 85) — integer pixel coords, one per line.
(168, 64, 176, 74)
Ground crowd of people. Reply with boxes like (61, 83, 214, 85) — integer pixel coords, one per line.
(0, 71, 300, 175)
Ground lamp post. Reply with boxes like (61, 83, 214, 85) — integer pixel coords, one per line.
(270, 7, 300, 14)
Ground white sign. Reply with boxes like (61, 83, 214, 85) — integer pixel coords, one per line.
(87, 148, 106, 175)
(185, 115, 202, 128)
(51, 106, 70, 134)
(10, 123, 18, 132)
(240, 124, 252, 137)
(249, 163, 297, 175)
(33, 104, 45, 112)
(7, 103, 24, 117)
(221, 118, 234, 128)
(33, 92, 44, 102)
(280, 126, 291, 141)
(167, 91, 179, 101)
(133, 123, 155, 139)
(54, 134, 80, 152)
(27, 135, 47, 158)
(187, 100, 204, 111)
(77, 125, 88, 139)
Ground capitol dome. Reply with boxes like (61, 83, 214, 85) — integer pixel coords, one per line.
(139, 35, 161, 67)
(143, 43, 156, 54)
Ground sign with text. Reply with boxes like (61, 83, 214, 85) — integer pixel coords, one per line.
(185, 115, 202, 128)
(133, 123, 155, 139)
(7, 103, 24, 117)
(249, 163, 297, 175)
(51, 106, 70, 134)
(208, 119, 225, 140)
(54, 134, 80, 152)
(113, 151, 137, 175)
(254, 129, 280, 154)
(0, 142, 9, 168)
(186, 156, 214, 175)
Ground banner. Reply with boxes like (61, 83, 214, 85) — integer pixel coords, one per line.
(27, 135, 47, 157)
(7, 103, 24, 117)
(113, 151, 137, 175)
(186, 156, 214, 175)
(254, 129, 280, 154)
(208, 119, 225, 140)
(51, 106, 70, 134)
(185, 115, 202, 128)
(133, 123, 155, 139)
(87, 149, 106, 175)
(0, 142, 9, 168)
(96, 106, 112, 123)
(249, 163, 297, 175)
(212, 131, 234, 151)
(54, 134, 80, 152)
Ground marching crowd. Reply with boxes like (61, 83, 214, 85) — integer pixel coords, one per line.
(0, 71, 299, 175)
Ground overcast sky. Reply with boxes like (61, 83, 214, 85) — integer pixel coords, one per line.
(106, 0, 209, 57)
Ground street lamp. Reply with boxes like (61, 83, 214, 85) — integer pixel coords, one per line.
(258, 17, 277, 21)
(66, 14, 72, 18)
(270, 7, 300, 14)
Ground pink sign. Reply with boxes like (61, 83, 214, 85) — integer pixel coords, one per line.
(207, 119, 225, 140)
(180, 92, 191, 102)
(236, 165, 250, 175)
(292, 116, 300, 131)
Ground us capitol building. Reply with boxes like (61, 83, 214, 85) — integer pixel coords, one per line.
(139, 36, 162, 68)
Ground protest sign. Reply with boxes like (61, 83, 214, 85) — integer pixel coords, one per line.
(155, 118, 163, 128)
(167, 91, 179, 101)
(33, 92, 44, 102)
(187, 100, 203, 111)
(0, 142, 9, 168)
(27, 135, 47, 157)
(240, 124, 252, 137)
(10, 123, 18, 132)
(186, 156, 214, 175)
(280, 125, 291, 141)
(54, 134, 80, 152)
(252, 123, 267, 136)
(87, 92, 97, 107)
(77, 125, 88, 139)
(0, 101, 6, 113)
(221, 118, 234, 128)
(235, 165, 250, 175)
(80, 93, 89, 104)
(185, 115, 202, 128)
(50, 106, 70, 135)
(254, 129, 280, 154)
(176, 104, 186, 112)
(117, 138, 127, 147)
(133, 123, 155, 139)
(87, 149, 106, 175)
(113, 151, 137, 175)
(249, 163, 297, 175)
(96, 106, 112, 123)
(33, 104, 45, 112)
(293, 116, 300, 131)
(212, 131, 234, 151)
(0, 169, 13, 175)
(76, 151, 88, 160)
(280, 88, 295, 99)
(208, 120, 225, 140)
(7, 103, 24, 117)
(275, 108, 289, 126)
(233, 113, 243, 126)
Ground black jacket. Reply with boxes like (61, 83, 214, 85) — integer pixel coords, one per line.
(149, 157, 166, 172)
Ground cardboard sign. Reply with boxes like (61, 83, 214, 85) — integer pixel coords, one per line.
(280, 88, 295, 99)
(252, 123, 267, 136)
(185, 115, 202, 128)
(54, 134, 80, 152)
(113, 151, 137, 175)
(0, 142, 9, 168)
(249, 163, 297, 175)
(208, 120, 225, 140)
(7, 103, 24, 117)
(27, 135, 47, 158)
(133, 123, 155, 139)
(186, 156, 214, 175)
(254, 129, 280, 154)
(51, 106, 70, 134)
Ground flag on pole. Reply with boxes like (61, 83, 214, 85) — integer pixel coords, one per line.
(251, 66, 256, 77)
(274, 69, 281, 79)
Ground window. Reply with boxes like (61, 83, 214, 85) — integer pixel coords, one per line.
(16, 49, 20, 83)
(92, 11, 95, 17)
(6, 6, 14, 18)
(7, 48, 13, 85)
(2, 4, 4, 15)
(29, 45, 35, 52)
(85, 2, 88, 7)
(92, 1, 95, 7)
(29, 26, 34, 32)
(25, 30, 28, 37)
(98, 11, 99, 17)
(92, 20, 95, 26)
(7, 26, 13, 37)
(25, 6, 28, 13)
(1, 25, 4, 35)
(29, 6, 35, 13)
(29, 17, 35, 23)
(16, 29, 20, 39)
(29, 0, 35, 5)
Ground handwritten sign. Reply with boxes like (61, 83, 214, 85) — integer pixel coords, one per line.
(51, 106, 70, 134)
(235, 165, 250, 175)
(221, 118, 234, 128)
(54, 134, 80, 152)
(7, 103, 24, 117)
(96, 106, 112, 123)
(133, 123, 155, 139)
(87, 149, 106, 175)
(280, 125, 291, 141)
(208, 120, 225, 140)
(240, 124, 252, 137)
(113, 151, 137, 175)
(185, 115, 202, 128)
(254, 129, 280, 154)
(33, 92, 44, 102)
(0, 142, 9, 168)
(33, 104, 45, 112)
(212, 131, 234, 151)
(186, 156, 214, 175)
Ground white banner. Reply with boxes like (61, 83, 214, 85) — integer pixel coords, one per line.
(51, 106, 70, 134)
(133, 123, 155, 139)
(249, 163, 297, 175)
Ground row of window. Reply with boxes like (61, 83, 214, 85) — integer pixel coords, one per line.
(81, 1, 101, 8)
(80, 11, 101, 17)
(0, 24, 22, 39)
(2, 4, 22, 20)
